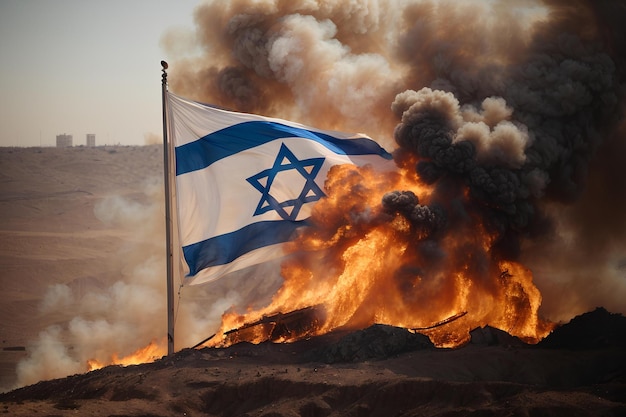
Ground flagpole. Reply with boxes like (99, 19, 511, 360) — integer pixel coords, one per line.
(161, 60, 175, 356)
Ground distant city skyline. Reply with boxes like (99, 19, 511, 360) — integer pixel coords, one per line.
(0, 0, 200, 147)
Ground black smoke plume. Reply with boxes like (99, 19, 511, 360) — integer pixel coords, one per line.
(164, 0, 626, 321)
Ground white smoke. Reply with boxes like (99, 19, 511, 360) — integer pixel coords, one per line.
(39, 284, 74, 314)
(12, 175, 282, 389)
(15, 326, 84, 386)
(13, 179, 166, 387)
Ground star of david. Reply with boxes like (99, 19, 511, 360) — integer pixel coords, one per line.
(246, 143, 326, 221)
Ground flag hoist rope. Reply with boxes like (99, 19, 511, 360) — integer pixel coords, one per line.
(161, 61, 176, 355)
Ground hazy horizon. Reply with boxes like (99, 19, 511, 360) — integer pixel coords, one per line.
(0, 0, 199, 148)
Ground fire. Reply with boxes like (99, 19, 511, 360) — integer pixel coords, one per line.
(209, 161, 554, 348)
(87, 340, 165, 372)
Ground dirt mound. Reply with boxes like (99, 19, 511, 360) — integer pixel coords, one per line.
(2, 342, 625, 416)
(539, 307, 626, 349)
(2, 312, 626, 416)
(469, 325, 526, 347)
(303, 324, 434, 363)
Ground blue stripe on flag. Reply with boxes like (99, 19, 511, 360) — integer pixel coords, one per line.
(182, 219, 306, 276)
(175, 121, 392, 176)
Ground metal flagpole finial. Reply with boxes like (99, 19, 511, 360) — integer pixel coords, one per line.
(161, 60, 168, 85)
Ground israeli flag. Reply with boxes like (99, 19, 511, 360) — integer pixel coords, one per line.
(166, 92, 394, 285)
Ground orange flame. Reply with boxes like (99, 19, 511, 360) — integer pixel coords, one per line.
(209, 162, 554, 348)
(87, 340, 165, 372)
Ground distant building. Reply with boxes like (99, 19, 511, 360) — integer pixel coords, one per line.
(86, 134, 96, 147)
(56, 133, 73, 147)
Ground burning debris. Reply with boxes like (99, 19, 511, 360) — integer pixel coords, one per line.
(219, 305, 468, 348)
(223, 305, 327, 345)
(168, 0, 626, 349)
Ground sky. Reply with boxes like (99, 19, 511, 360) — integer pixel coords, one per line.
(0, 0, 200, 147)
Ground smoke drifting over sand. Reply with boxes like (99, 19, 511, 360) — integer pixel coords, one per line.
(164, 0, 626, 322)
(12, 177, 282, 389)
(13, 181, 166, 387)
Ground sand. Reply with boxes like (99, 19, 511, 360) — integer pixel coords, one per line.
(0, 146, 624, 416)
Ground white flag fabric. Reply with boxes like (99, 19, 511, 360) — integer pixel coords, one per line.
(166, 92, 395, 285)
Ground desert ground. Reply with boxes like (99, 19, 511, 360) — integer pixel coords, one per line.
(0, 145, 625, 416)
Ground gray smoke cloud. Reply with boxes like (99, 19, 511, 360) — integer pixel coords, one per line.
(13, 180, 166, 387)
(12, 179, 282, 389)
(163, 0, 626, 322)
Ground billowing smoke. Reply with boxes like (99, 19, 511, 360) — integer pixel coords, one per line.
(164, 0, 626, 322)
(13, 180, 166, 387)
(389, 0, 626, 319)
(12, 176, 281, 389)
(165, 0, 406, 147)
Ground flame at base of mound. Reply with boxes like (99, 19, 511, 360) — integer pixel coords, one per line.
(87, 341, 165, 372)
